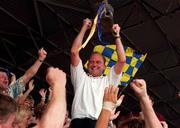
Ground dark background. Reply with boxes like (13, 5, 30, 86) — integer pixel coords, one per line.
(0, 0, 180, 127)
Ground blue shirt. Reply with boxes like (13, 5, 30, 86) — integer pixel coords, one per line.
(8, 77, 25, 99)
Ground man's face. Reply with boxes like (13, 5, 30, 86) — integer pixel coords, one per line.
(87, 53, 105, 77)
(0, 71, 9, 90)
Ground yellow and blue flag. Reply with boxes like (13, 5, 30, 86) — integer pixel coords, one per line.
(85, 45, 147, 86)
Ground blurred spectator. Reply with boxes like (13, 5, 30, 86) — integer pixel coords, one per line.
(0, 93, 17, 127)
(0, 48, 47, 99)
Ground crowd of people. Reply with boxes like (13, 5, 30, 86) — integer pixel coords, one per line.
(0, 18, 168, 128)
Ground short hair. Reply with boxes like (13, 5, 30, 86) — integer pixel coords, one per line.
(118, 117, 145, 128)
(89, 52, 106, 65)
(0, 93, 17, 123)
(0, 67, 11, 81)
(14, 105, 32, 125)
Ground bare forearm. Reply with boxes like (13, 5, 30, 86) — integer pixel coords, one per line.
(71, 26, 87, 66)
(116, 38, 126, 62)
(140, 96, 163, 128)
(17, 89, 31, 104)
(26, 58, 43, 76)
(114, 37, 126, 74)
(22, 89, 31, 98)
(22, 59, 43, 85)
(71, 26, 87, 53)
(39, 86, 66, 128)
(96, 109, 111, 128)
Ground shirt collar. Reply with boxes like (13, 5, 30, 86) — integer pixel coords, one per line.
(87, 73, 105, 78)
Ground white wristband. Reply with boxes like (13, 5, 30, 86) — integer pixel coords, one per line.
(103, 101, 116, 112)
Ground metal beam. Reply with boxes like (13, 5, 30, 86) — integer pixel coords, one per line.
(33, 0, 44, 37)
(42, 2, 79, 33)
(37, 0, 90, 14)
(42, 3, 75, 48)
(1, 40, 16, 65)
(0, 5, 68, 56)
(121, 1, 180, 127)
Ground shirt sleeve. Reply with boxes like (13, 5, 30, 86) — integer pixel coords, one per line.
(108, 66, 122, 86)
(8, 77, 25, 99)
(70, 60, 86, 89)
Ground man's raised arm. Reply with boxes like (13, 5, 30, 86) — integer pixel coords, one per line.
(37, 67, 67, 128)
(21, 48, 47, 85)
(112, 24, 126, 74)
(70, 18, 92, 66)
(130, 79, 163, 128)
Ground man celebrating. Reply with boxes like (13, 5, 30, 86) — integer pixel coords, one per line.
(70, 18, 126, 128)
(0, 48, 47, 98)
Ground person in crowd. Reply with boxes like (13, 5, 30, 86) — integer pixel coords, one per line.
(96, 86, 124, 128)
(138, 95, 168, 127)
(107, 106, 121, 128)
(0, 67, 11, 95)
(117, 90, 167, 128)
(13, 105, 32, 128)
(30, 87, 52, 127)
(70, 18, 126, 128)
(1, 67, 67, 128)
(96, 79, 165, 128)
(38, 88, 47, 105)
(118, 117, 145, 128)
(33, 88, 48, 124)
(34, 67, 67, 128)
(16, 79, 34, 105)
(0, 93, 17, 128)
(0, 48, 47, 99)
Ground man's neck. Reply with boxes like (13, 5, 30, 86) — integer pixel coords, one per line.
(88, 73, 105, 78)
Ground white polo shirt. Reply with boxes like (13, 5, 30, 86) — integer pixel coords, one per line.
(70, 60, 122, 120)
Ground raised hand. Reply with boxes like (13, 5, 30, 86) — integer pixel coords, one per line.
(103, 86, 125, 112)
(39, 88, 47, 98)
(9, 72, 16, 85)
(28, 79, 35, 91)
(110, 109, 120, 121)
(109, 94, 124, 121)
(46, 67, 66, 88)
(83, 18, 92, 30)
(38, 47, 47, 61)
(130, 79, 148, 99)
(104, 86, 119, 104)
(112, 24, 120, 37)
